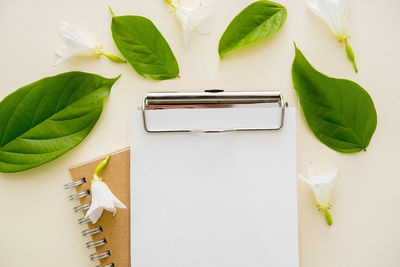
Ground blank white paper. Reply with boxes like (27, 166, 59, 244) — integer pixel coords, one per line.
(131, 107, 298, 267)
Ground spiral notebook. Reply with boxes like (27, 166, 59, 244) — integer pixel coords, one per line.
(66, 148, 130, 267)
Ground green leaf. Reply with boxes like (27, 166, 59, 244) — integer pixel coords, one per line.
(0, 71, 119, 173)
(291, 44, 377, 153)
(218, 0, 287, 58)
(111, 15, 179, 80)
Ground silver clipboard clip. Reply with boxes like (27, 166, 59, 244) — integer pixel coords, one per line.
(142, 90, 287, 133)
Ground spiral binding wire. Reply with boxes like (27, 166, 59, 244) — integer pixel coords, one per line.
(87, 238, 107, 249)
(74, 203, 90, 213)
(70, 189, 90, 200)
(64, 177, 86, 189)
(90, 250, 111, 261)
(64, 177, 115, 266)
(78, 217, 92, 225)
(82, 226, 103, 237)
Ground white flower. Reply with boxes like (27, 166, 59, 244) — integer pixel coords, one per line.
(165, 1, 214, 46)
(85, 156, 126, 224)
(55, 21, 101, 65)
(306, 0, 349, 40)
(305, 0, 358, 72)
(298, 166, 339, 225)
(55, 20, 126, 65)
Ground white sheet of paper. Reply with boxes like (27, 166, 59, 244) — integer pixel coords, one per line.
(131, 107, 298, 267)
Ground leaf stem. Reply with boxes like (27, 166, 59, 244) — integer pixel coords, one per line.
(344, 39, 358, 73)
(324, 209, 333, 226)
(108, 6, 116, 17)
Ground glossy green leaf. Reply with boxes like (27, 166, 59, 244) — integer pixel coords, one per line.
(111, 15, 179, 80)
(0, 72, 119, 173)
(291, 44, 377, 153)
(218, 0, 287, 58)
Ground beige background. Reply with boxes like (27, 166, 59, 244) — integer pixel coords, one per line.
(0, 0, 399, 266)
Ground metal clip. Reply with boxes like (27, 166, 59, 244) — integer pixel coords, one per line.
(142, 91, 286, 133)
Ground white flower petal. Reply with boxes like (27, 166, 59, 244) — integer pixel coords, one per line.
(112, 196, 127, 209)
(86, 205, 104, 224)
(298, 167, 339, 208)
(307, 165, 317, 180)
(85, 180, 126, 224)
(54, 48, 73, 65)
(103, 183, 127, 209)
(175, 4, 214, 46)
(85, 192, 105, 224)
(190, 5, 214, 33)
(105, 206, 117, 215)
(176, 6, 194, 46)
(55, 21, 99, 65)
(305, 0, 349, 40)
(59, 21, 97, 50)
(195, 22, 210, 35)
(298, 173, 316, 188)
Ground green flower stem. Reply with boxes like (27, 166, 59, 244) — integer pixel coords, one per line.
(95, 155, 111, 177)
(101, 52, 127, 63)
(324, 209, 333, 226)
(344, 39, 358, 73)
(164, 0, 176, 9)
(108, 6, 116, 17)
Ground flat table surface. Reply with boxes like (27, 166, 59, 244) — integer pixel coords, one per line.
(0, 0, 399, 266)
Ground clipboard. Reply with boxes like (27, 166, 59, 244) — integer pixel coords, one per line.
(131, 90, 298, 267)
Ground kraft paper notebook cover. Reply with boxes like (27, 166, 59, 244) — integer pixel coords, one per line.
(67, 148, 130, 267)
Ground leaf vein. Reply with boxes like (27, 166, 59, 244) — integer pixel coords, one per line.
(0, 89, 31, 146)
